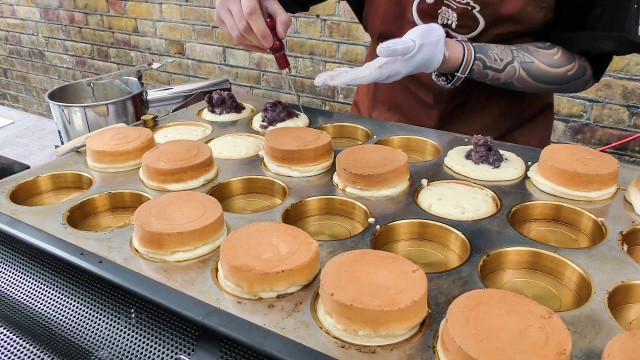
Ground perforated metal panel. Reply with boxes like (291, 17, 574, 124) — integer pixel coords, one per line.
(0, 232, 199, 360)
(220, 339, 268, 360)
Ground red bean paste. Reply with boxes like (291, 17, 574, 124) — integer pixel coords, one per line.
(204, 91, 246, 115)
(259, 101, 300, 130)
(465, 135, 505, 168)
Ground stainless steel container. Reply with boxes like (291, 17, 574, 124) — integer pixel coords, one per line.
(46, 77, 231, 144)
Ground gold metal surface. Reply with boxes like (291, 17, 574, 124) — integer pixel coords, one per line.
(414, 180, 501, 221)
(9, 171, 93, 207)
(606, 281, 640, 331)
(315, 123, 372, 148)
(375, 136, 443, 163)
(371, 219, 470, 273)
(64, 190, 152, 232)
(509, 201, 607, 248)
(309, 291, 430, 348)
(152, 121, 212, 141)
(478, 247, 593, 311)
(281, 196, 371, 241)
(619, 225, 640, 264)
(207, 176, 289, 214)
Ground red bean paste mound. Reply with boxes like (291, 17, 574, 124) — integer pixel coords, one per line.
(204, 91, 246, 115)
(259, 101, 300, 130)
(464, 135, 505, 168)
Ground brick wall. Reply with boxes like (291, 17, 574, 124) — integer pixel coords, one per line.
(0, 0, 639, 158)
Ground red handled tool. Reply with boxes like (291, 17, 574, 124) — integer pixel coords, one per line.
(265, 14, 305, 115)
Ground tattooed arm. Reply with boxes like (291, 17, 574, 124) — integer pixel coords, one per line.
(440, 40, 595, 93)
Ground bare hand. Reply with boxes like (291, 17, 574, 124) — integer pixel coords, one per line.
(214, 0, 292, 52)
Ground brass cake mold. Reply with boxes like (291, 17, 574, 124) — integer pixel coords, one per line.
(478, 247, 593, 312)
(414, 179, 501, 221)
(509, 201, 607, 249)
(315, 123, 373, 148)
(152, 120, 213, 143)
(281, 195, 371, 241)
(9, 171, 94, 207)
(0, 96, 638, 359)
(309, 290, 431, 348)
(207, 176, 289, 214)
(63, 190, 152, 232)
(375, 135, 443, 163)
(606, 280, 640, 331)
(619, 225, 640, 264)
(371, 219, 470, 273)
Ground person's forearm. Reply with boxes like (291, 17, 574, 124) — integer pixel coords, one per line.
(438, 41, 594, 93)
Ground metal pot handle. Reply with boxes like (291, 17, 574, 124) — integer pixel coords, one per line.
(146, 79, 232, 110)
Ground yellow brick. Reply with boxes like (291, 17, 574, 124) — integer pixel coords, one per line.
(296, 18, 322, 38)
(214, 29, 236, 46)
(4, 18, 26, 32)
(607, 54, 640, 76)
(14, 6, 40, 19)
(326, 21, 368, 42)
(162, 4, 181, 21)
(105, 16, 137, 32)
(226, 49, 251, 67)
(126, 3, 159, 18)
(185, 43, 224, 61)
(196, 62, 223, 78)
(296, 58, 323, 77)
(224, 67, 261, 85)
(580, 78, 640, 104)
(337, 44, 367, 64)
(183, 6, 214, 23)
(196, 27, 215, 42)
(76, 0, 108, 12)
(167, 40, 185, 55)
(592, 104, 629, 127)
(553, 96, 588, 119)
(87, 14, 104, 27)
(164, 59, 192, 74)
(287, 38, 336, 58)
(36, 22, 63, 37)
(252, 89, 297, 103)
(306, 0, 337, 16)
(157, 23, 193, 39)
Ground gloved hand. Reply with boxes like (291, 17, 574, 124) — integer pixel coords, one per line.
(314, 24, 446, 86)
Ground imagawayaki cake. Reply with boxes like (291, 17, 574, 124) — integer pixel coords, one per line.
(263, 127, 333, 177)
(132, 191, 226, 262)
(528, 143, 619, 201)
(601, 330, 640, 360)
(436, 289, 571, 360)
(217, 222, 319, 299)
(317, 249, 428, 346)
(140, 140, 217, 191)
(625, 176, 640, 215)
(333, 144, 410, 197)
(86, 126, 155, 172)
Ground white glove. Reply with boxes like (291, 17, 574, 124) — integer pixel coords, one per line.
(314, 24, 446, 86)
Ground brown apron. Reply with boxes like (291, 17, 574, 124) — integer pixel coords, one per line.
(352, 0, 556, 148)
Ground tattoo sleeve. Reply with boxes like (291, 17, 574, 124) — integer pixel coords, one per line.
(469, 42, 595, 93)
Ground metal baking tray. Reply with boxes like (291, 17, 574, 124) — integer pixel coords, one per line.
(1, 97, 639, 360)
